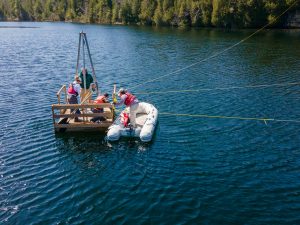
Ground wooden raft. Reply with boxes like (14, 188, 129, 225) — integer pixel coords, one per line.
(52, 85, 114, 133)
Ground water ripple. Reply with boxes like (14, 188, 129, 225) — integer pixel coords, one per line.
(0, 23, 300, 225)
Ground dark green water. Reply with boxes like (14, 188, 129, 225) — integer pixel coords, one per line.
(0, 22, 300, 225)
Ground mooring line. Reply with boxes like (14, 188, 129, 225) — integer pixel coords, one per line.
(131, 1, 298, 90)
(135, 82, 300, 95)
(159, 112, 300, 124)
(120, 2, 300, 124)
(114, 109, 300, 124)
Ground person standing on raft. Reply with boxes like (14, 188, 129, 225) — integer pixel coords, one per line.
(114, 88, 140, 128)
(67, 76, 81, 122)
(79, 68, 94, 102)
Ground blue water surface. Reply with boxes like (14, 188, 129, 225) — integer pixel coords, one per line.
(0, 22, 300, 225)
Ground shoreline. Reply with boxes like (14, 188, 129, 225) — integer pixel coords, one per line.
(1, 20, 300, 30)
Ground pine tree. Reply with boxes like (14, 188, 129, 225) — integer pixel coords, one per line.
(139, 0, 156, 25)
(112, 0, 121, 23)
(153, 0, 163, 25)
(66, 0, 76, 20)
(200, 0, 212, 26)
(178, 0, 191, 27)
(162, 0, 173, 25)
(0, 0, 298, 27)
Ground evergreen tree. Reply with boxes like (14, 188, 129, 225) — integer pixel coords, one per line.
(200, 0, 212, 26)
(0, 0, 298, 28)
(178, 0, 191, 27)
(65, 0, 76, 20)
(120, 0, 133, 23)
(161, 0, 173, 25)
(153, 0, 163, 25)
(112, 0, 121, 23)
(33, 0, 43, 20)
(139, 0, 156, 25)
(130, 0, 141, 23)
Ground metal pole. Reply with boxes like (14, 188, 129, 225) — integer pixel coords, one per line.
(75, 32, 82, 76)
(82, 35, 86, 69)
(113, 83, 117, 103)
(112, 83, 117, 119)
(83, 33, 99, 96)
(82, 33, 86, 92)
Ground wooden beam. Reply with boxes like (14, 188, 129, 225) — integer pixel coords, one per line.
(56, 85, 67, 105)
(53, 112, 113, 119)
(54, 122, 112, 128)
(52, 103, 113, 109)
(52, 107, 55, 125)
(57, 85, 66, 96)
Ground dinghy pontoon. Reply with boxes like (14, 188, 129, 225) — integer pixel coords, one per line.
(107, 102, 158, 142)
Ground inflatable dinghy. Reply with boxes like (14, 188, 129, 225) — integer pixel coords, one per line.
(107, 102, 158, 142)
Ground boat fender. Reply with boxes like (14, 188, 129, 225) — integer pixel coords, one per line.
(107, 125, 121, 141)
(140, 124, 154, 142)
(140, 107, 158, 142)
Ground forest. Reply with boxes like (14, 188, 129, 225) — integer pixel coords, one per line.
(0, 0, 299, 28)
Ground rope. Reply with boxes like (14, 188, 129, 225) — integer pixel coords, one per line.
(116, 3, 300, 125)
(113, 110, 300, 124)
(131, 1, 298, 90)
(159, 112, 300, 123)
(136, 82, 300, 95)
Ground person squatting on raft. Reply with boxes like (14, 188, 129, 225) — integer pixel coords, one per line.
(67, 76, 81, 122)
(114, 88, 140, 128)
(79, 68, 94, 103)
(90, 93, 109, 123)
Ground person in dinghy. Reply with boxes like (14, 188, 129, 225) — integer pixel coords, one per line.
(114, 88, 140, 128)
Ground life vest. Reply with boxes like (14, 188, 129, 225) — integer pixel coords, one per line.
(124, 93, 136, 106)
(68, 83, 78, 96)
(94, 95, 107, 110)
(94, 95, 106, 104)
(121, 112, 130, 127)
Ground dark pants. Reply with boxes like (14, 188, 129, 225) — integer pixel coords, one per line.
(68, 95, 80, 120)
(91, 108, 106, 122)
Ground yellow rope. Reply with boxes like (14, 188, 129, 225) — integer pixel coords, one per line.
(117, 2, 300, 124)
(159, 112, 274, 122)
(159, 112, 300, 123)
(114, 110, 300, 123)
(131, 1, 298, 90)
(136, 82, 300, 95)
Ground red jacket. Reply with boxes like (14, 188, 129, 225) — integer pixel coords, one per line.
(124, 93, 136, 106)
(94, 95, 107, 110)
(67, 84, 78, 96)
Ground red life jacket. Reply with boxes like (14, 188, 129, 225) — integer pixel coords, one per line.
(121, 112, 130, 127)
(68, 83, 78, 96)
(94, 95, 107, 110)
(94, 95, 106, 104)
(124, 93, 136, 106)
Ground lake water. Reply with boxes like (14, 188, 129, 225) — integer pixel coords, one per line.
(0, 22, 300, 225)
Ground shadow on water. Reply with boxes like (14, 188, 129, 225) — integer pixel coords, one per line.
(53, 119, 160, 154)
(0, 26, 39, 29)
(54, 131, 154, 154)
(54, 132, 109, 152)
(53, 132, 154, 178)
